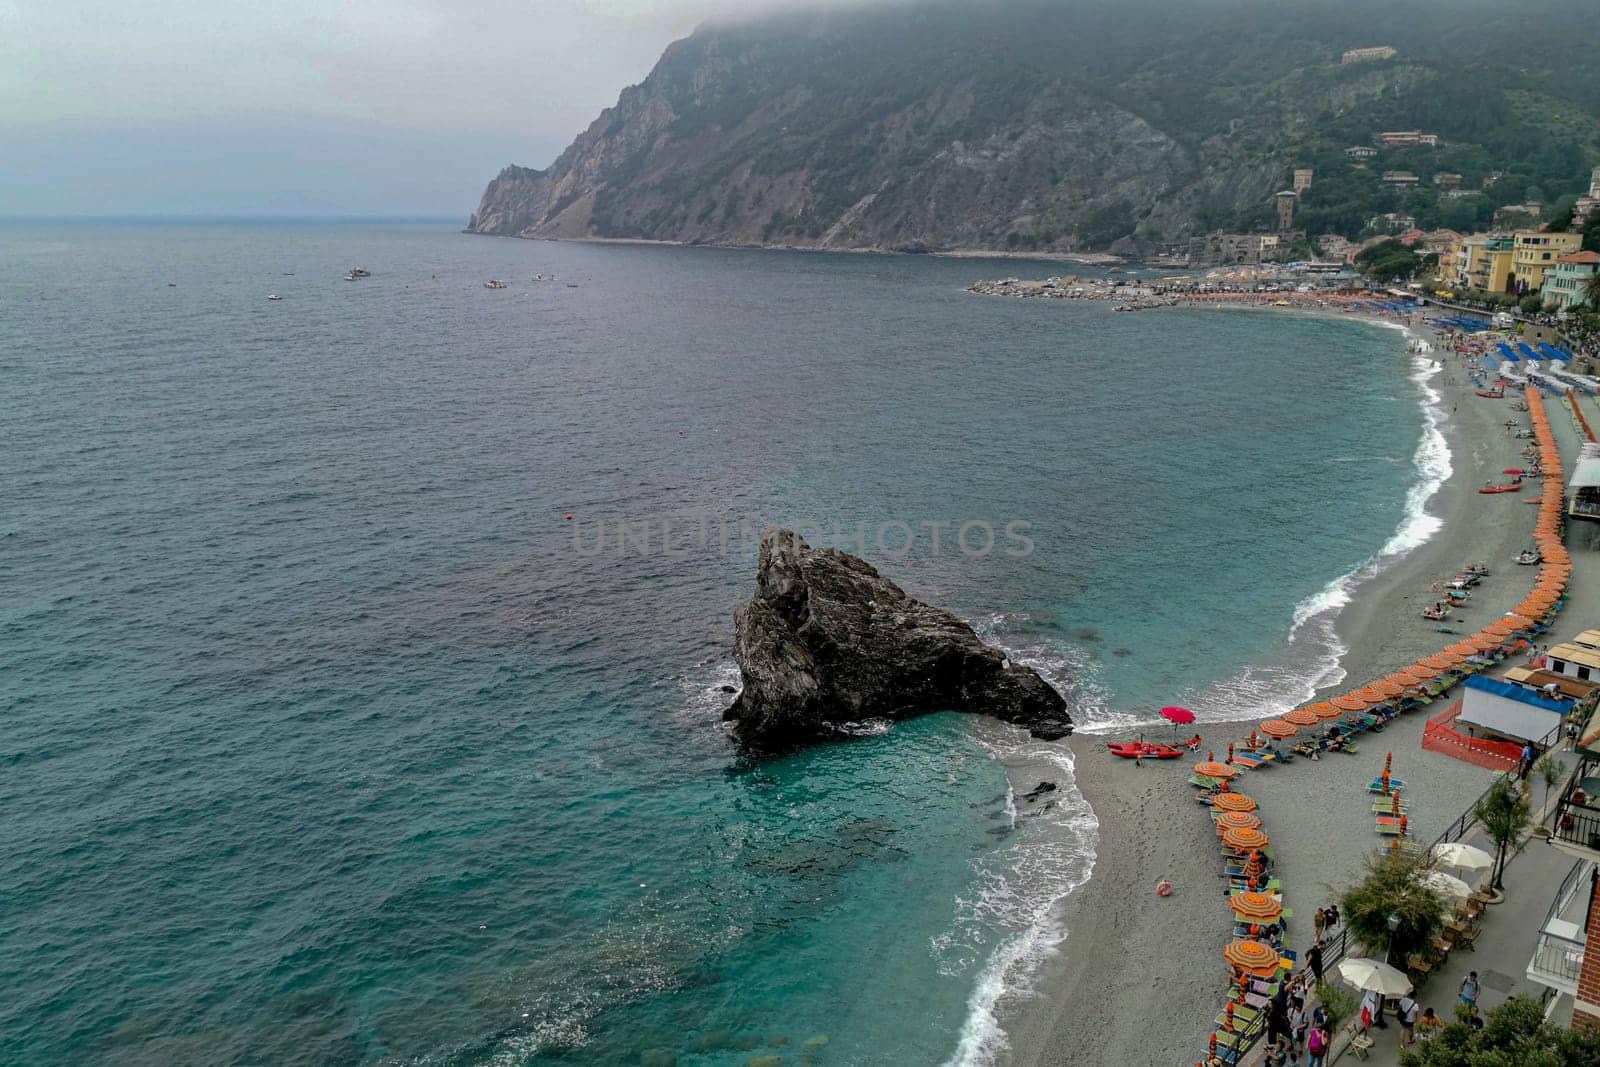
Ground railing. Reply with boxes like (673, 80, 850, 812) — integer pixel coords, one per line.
(1551, 792, 1600, 855)
(1216, 929, 1350, 1063)
(1527, 862, 1588, 993)
(1429, 716, 1567, 852)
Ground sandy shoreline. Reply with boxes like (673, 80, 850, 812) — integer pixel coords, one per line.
(999, 311, 1564, 1067)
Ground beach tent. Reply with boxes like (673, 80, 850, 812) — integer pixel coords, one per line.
(1456, 674, 1572, 744)
(1497, 342, 1518, 361)
(1517, 342, 1540, 360)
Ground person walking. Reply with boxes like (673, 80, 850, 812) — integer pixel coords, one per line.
(1306, 939, 1325, 984)
(1397, 993, 1419, 1047)
(1460, 971, 1480, 1010)
(1290, 992, 1310, 1057)
(1306, 1022, 1329, 1067)
(1313, 906, 1326, 942)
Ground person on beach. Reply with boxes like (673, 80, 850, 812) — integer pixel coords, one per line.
(1460, 971, 1480, 1010)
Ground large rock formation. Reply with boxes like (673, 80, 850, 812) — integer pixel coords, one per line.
(725, 529, 1071, 750)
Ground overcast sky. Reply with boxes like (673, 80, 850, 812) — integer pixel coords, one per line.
(0, 1, 827, 216)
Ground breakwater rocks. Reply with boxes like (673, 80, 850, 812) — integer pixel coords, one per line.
(726, 529, 1072, 750)
(966, 277, 1179, 311)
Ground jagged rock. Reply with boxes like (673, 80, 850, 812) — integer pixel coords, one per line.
(724, 529, 1071, 749)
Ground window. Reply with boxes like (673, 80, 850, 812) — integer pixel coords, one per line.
(1579, 665, 1592, 681)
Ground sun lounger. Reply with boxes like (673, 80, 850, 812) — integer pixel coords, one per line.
(1189, 774, 1221, 788)
(1232, 751, 1267, 769)
(1367, 777, 1406, 792)
(1372, 800, 1409, 813)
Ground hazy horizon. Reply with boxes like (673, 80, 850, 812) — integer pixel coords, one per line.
(2, 1, 872, 217)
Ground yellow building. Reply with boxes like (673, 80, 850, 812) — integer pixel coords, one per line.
(1453, 235, 1516, 293)
(1511, 230, 1584, 294)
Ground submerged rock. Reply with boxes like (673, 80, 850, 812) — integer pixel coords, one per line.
(725, 529, 1071, 749)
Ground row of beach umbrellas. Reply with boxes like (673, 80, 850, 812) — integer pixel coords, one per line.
(1246, 383, 1568, 742)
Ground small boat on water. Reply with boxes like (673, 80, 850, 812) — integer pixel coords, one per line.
(266, 294, 283, 301)
(483, 279, 507, 289)
(344, 267, 371, 280)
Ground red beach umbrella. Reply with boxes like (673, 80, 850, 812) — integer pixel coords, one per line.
(1161, 706, 1196, 725)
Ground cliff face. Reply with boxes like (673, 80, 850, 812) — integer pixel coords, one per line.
(468, 0, 1600, 253)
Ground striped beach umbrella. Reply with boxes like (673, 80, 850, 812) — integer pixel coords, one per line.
(1371, 679, 1407, 698)
(1283, 709, 1320, 726)
(1223, 826, 1270, 851)
(1196, 761, 1238, 779)
(1420, 653, 1461, 670)
(1217, 810, 1263, 832)
(1330, 693, 1369, 712)
(1229, 891, 1283, 923)
(1258, 719, 1297, 739)
(1308, 701, 1343, 720)
(1212, 793, 1257, 813)
(1223, 938, 1281, 977)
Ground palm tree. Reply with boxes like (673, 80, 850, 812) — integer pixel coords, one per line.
(1584, 271, 1600, 311)
(1476, 778, 1531, 893)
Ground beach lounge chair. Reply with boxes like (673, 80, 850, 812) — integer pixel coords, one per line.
(1375, 820, 1404, 836)
(1367, 777, 1406, 792)
(1231, 751, 1267, 769)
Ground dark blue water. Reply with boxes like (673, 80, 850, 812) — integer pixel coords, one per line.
(0, 221, 1427, 1065)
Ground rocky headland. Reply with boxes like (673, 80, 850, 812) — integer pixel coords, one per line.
(725, 529, 1071, 750)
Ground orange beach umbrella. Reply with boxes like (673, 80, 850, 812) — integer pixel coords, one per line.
(1224, 938, 1282, 977)
(1229, 891, 1283, 923)
(1421, 653, 1462, 670)
(1223, 826, 1271, 851)
(1308, 701, 1343, 720)
(1258, 719, 1298, 739)
(1212, 793, 1257, 813)
(1197, 761, 1238, 780)
(1371, 679, 1407, 698)
(1331, 694, 1370, 712)
(1283, 709, 1321, 726)
(1217, 810, 1263, 832)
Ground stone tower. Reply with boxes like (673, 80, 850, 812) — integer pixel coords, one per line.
(1293, 168, 1313, 194)
(1275, 191, 1297, 234)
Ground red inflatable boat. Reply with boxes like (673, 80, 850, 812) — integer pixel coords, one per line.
(1107, 742, 1186, 760)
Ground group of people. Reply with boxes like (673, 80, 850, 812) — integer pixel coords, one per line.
(1258, 972, 1331, 1067)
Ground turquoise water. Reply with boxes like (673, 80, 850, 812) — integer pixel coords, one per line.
(1, 222, 1427, 1065)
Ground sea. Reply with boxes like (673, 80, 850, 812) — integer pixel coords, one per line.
(0, 220, 1441, 1066)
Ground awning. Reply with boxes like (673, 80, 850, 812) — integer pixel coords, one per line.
(1458, 674, 1571, 743)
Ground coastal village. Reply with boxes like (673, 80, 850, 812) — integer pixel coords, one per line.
(963, 77, 1600, 1058)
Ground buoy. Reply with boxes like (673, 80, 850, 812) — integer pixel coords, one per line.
(565, 514, 573, 520)
(1156, 880, 1173, 897)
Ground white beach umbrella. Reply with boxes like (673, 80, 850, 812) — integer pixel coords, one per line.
(1421, 871, 1473, 900)
(1335, 957, 1413, 996)
(1432, 842, 1494, 871)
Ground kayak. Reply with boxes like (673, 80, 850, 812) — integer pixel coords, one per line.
(1479, 484, 1521, 494)
(1107, 742, 1185, 760)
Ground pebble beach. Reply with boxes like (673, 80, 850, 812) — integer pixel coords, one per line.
(1002, 305, 1586, 1067)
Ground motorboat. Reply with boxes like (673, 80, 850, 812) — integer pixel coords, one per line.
(266, 294, 283, 301)
(1515, 549, 1542, 565)
(484, 280, 507, 289)
(345, 268, 371, 280)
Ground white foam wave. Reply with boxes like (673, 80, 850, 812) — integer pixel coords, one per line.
(1197, 320, 1453, 720)
(973, 613, 1145, 735)
(942, 734, 1099, 1067)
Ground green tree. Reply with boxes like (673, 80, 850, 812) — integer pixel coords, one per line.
(1536, 754, 1564, 818)
(1584, 272, 1600, 311)
(1399, 994, 1600, 1065)
(1339, 849, 1449, 963)
(1476, 779, 1531, 891)
(1520, 292, 1545, 314)
(1315, 980, 1358, 1032)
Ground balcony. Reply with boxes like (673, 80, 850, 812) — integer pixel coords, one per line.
(1526, 858, 1592, 996)
(1555, 758, 1600, 857)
